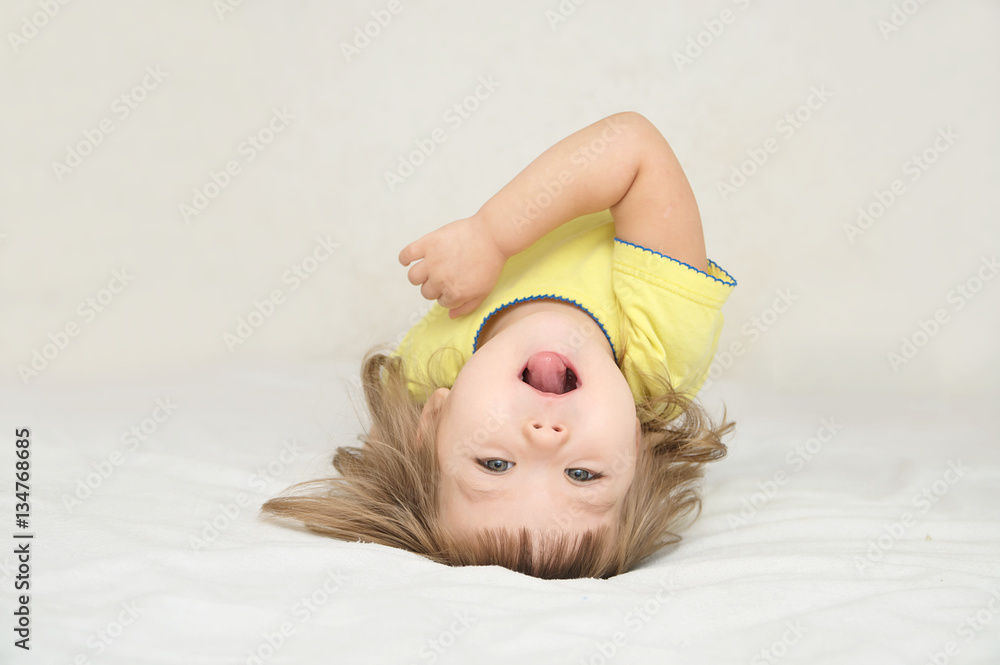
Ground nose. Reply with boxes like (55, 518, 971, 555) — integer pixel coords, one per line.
(522, 420, 569, 448)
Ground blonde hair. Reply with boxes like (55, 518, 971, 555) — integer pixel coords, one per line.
(261, 347, 733, 579)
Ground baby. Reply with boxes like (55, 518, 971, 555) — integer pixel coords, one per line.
(263, 112, 736, 579)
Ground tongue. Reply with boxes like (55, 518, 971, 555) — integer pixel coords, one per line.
(525, 352, 568, 394)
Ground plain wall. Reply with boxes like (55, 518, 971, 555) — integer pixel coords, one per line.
(2, 0, 998, 398)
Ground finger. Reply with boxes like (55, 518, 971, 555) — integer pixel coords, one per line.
(398, 240, 424, 266)
(437, 281, 463, 309)
(447, 304, 470, 319)
(420, 280, 442, 302)
(448, 298, 482, 319)
(406, 261, 429, 287)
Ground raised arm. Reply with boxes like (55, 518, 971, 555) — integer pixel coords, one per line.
(479, 111, 707, 271)
(399, 112, 707, 318)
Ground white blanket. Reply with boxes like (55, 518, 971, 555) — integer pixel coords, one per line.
(3, 365, 998, 664)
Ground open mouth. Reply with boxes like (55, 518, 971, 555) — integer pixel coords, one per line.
(521, 351, 580, 395)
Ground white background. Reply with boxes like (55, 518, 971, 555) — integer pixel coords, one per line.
(3, 0, 998, 399)
(2, 3, 1000, 664)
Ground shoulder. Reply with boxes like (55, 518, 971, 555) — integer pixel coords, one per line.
(612, 238, 736, 308)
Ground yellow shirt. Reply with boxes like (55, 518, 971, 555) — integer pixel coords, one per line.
(393, 210, 736, 407)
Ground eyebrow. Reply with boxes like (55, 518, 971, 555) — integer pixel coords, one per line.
(457, 477, 618, 515)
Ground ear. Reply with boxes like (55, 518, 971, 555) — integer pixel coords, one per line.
(634, 416, 642, 456)
(417, 387, 450, 449)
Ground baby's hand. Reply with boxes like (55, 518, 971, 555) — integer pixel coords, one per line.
(398, 215, 508, 319)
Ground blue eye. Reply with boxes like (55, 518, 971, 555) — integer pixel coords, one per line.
(479, 460, 603, 481)
(566, 468, 602, 482)
(480, 459, 513, 473)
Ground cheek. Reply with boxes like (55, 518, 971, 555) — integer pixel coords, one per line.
(610, 450, 638, 484)
(436, 483, 454, 523)
(436, 445, 463, 481)
(587, 365, 636, 412)
(437, 420, 489, 484)
(584, 396, 636, 442)
(451, 372, 517, 435)
(436, 485, 483, 539)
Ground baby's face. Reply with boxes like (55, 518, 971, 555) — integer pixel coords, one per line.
(426, 301, 639, 544)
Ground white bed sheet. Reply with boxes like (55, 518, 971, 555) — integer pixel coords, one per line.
(2, 362, 998, 665)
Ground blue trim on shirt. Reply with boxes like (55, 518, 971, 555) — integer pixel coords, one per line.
(613, 237, 737, 287)
(473, 295, 618, 362)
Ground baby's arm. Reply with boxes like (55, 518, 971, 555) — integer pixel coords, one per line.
(479, 112, 707, 271)
(399, 112, 707, 319)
